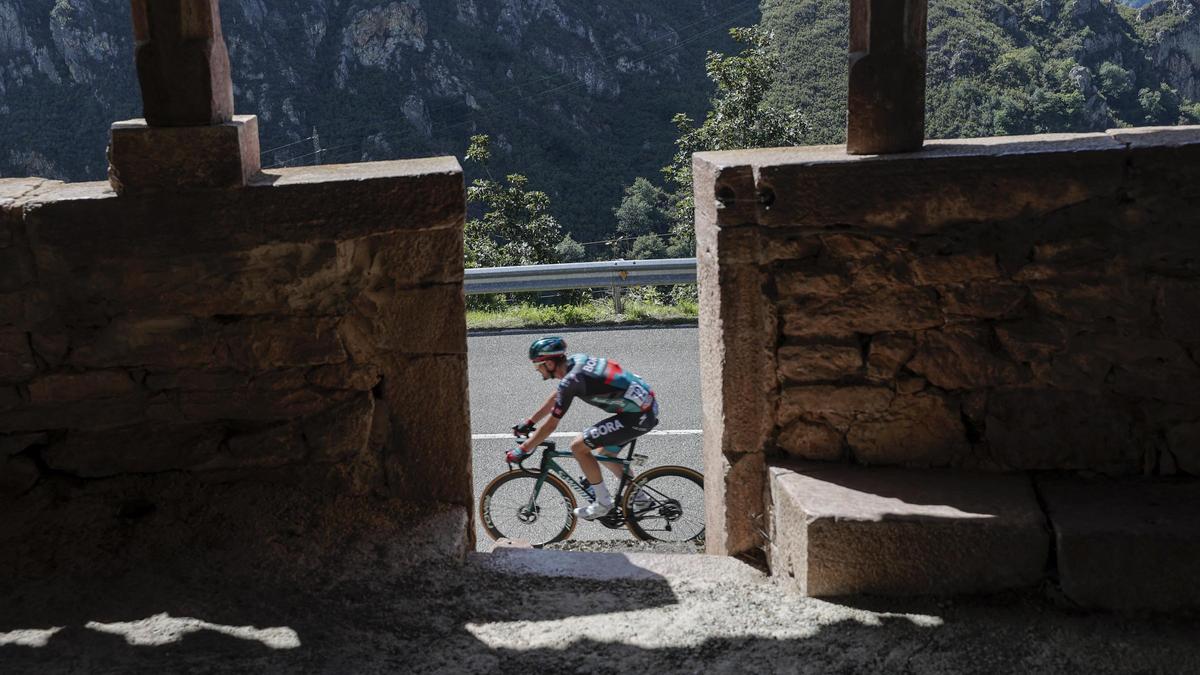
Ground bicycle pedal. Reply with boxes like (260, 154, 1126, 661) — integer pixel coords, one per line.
(597, 508, 625, 529)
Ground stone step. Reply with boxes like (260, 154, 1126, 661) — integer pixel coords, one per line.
(472, 548, 765, 586)
(768, 461, 1049, 597)
(1038, 476, 1200, 612)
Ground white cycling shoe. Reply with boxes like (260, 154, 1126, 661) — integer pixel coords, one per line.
(573, 501, 613, 520)
(630, 489, 653, 511)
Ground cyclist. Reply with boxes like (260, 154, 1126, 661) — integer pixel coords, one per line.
(508, 336, 658, 520)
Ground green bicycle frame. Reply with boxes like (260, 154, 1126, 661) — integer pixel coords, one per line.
(521, 440, 639, 512)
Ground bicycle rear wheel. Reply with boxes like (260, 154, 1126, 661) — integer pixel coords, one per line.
(479, 470, 578, 547)
(623, 465, 705, 544)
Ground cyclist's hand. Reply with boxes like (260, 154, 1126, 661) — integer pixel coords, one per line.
(512, 419, 536, 436)
(506, 446, 532, 464)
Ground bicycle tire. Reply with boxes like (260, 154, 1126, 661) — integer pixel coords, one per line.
(622, 465, 705, 544)
(479, 470, 578, 547)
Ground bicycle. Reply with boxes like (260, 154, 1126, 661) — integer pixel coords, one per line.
(479, 432, 705, 548)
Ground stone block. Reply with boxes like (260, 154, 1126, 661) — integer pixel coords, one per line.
(1157, 279, 1200, 345)
(0, 328, 37, 384)
(702, 447, 766, 557)
(986, 390, 1146, 472)
(27, 227, 463, 320)
(196, 394, 374, 472)
(0, 246, 34, 293)
(778, 420, 843, 461)
(130, 0, 235, 126)
(204, 423, 307, 471)
(340, 284, 466, 359)
(1030, 280, 1154, 326)
(846, 0, 927, 155)
(994, 319, 1068, 362)
(906, 329, 1026, 390)
(845, 392, 968, 467)
(1038, 476, 1200, 611)
(776, 270, 851, 299)
(778, 342, 863, 382)
(911, 254, 999, 286)
(866, 332, 915, 379)
(351, 227, 465, 288)
(68, 317, 219, 369)
(0, 455, 39, 499)
(30, 333, 69, 369)
(27, 371, 138, 403)
(0, 432, 47, 456)
(0, 395, 150, 433)
(1116, 127, 1200, 204)
(302, 392, 375, 462)
(68, 316, 347, 371)
(176, 380, 353, 423)
(0, 289, 55, 332)
(781, 286, 942, 338)
(42, 423, 224, 477)
(305, 362, 382, 392)
(696, 134, 1126, 233)
(768, 462, 1048, 597)
(378, 354, 472, 505)
(778, 385, 972, 467)
(144, 369, 248, 392)
(1167, 422, 1200, 476)
(26, 159, 464, 262)
(778, 385, 895, 431)
(108, 116, 260, 194)
(940, 282, 1027, 319)
(218, 316, 348, 370)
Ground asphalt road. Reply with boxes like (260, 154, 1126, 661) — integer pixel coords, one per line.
(467, 325, 702, 549)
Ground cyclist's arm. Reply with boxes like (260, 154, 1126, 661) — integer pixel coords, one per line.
(527, 392, 557, 425)
(521, 380, 576, 452)
(520, 414, 560, 453)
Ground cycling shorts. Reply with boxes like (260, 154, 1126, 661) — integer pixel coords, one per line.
(581, 408, 658, 451)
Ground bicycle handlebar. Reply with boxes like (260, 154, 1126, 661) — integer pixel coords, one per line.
(508, 427, 555, 470)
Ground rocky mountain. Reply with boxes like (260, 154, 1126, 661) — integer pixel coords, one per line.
(6, 0, 1199, 243)
(765, 0, 1200, 143)
(0, 0, 750, 240)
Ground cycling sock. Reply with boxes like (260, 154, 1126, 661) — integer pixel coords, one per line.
(592, 481, 612, 506)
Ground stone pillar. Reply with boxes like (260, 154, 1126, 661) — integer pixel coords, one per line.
(132, 0, 234, 126)
(109, 0, 260, 194)
(846, 0, 927, 155)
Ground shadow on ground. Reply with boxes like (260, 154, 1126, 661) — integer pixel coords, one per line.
(2, 476, 1199, 673)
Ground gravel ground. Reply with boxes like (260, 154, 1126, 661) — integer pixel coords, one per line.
(3, 481, 1196, 674)
(3, 544, 1197, 674)
(545, 538, 705, 555)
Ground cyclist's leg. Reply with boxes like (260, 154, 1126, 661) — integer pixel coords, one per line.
(569, 433, 604, 486)
(598, 445, 625, 480)
(581, 411, 659, 480)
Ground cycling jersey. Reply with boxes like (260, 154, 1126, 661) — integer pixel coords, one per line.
(551, 353, 657, 419)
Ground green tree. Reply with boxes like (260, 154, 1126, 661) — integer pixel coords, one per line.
(662, 26, 810, 256)
(554, 233, 588, 262)
(614, 177, 670, 238)
(464, 134, 564, 268)
(629, 233, 668, 260)
(1139, 84, 1182, 125)
(1097, 61, 1134, 103)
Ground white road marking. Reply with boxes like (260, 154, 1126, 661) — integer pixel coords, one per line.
(472, 429, 702, 440)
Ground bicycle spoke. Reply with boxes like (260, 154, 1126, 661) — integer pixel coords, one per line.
(624, 467, 704, 543)
(480, 472, 576, 546)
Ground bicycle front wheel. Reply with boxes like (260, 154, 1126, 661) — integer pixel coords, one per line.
(479, 470, 578, 547)
(623, 465, 705, 544)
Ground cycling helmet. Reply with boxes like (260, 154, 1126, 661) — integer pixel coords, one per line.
(529, 336, 566, 362)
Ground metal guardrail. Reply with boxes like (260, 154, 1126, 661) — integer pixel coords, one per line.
(464, 258, 697, 295)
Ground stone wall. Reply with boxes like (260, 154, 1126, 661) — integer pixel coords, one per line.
(0, 158, 470, 521)
(697, 127, 1200, 556)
